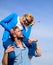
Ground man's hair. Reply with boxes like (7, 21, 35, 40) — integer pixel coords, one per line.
(13, 26, 19, 31)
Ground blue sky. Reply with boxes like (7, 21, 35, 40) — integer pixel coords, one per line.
(0, 0, 53, 65)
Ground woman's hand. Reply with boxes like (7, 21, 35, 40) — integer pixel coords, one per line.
(28, 38, 38, 43)
(30, 21, 35, 26)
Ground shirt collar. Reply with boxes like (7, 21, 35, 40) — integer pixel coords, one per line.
(13, 42, 26, 48)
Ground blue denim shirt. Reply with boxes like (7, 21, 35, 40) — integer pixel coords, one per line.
(3, 38, 37, 62)
(4, 40, 31, 65)
(13, 42, 31, 65)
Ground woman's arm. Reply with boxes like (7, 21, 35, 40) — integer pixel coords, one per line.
(1, 13, 17, 23)
(0, 13, 17, 31)
(25, 25, 32, 38)
(22, 25, 32, 38)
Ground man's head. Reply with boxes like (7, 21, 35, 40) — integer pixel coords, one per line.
(11, 26, 23, 39)
(21, 14, 34, 26)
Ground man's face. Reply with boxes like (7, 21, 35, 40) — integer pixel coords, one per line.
(14, 28, 23, 38)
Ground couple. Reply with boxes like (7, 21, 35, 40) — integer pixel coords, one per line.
(0, 13, 41, 65)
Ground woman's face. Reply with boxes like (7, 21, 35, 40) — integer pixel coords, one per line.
(23, 16, 32, 26)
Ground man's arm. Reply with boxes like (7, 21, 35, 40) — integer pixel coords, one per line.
(2, 50, 8, 65)
(2, 45, 14, 65)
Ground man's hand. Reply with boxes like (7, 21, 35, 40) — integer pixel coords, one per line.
(5, 45, 14, 53)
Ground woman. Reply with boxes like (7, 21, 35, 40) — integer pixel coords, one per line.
(0, 13, 41, 59)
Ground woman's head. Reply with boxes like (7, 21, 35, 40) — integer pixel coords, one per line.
(21, 13, 34, 26)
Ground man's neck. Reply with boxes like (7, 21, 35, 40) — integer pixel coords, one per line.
(14, 37, 23, 48)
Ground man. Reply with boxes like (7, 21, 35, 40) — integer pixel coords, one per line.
(2, 26, 31, 65)
(0, 13, 41, 59)
(3, 26, 41, 60)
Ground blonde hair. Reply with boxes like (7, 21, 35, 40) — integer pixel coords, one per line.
(24, 14, 34, 23)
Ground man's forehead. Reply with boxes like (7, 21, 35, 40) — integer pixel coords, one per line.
(15, 28, 20, 31)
